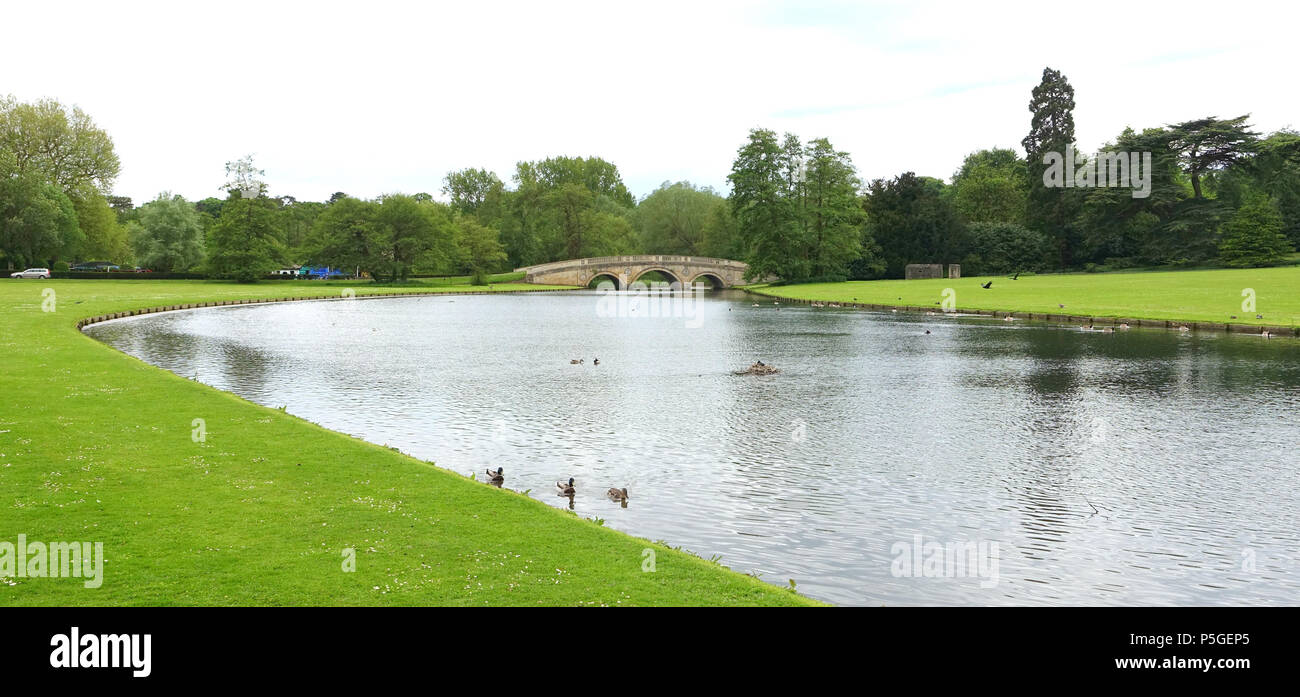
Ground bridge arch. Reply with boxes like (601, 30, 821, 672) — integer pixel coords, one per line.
(688, 272, 726, 289)
(629, 267, 683, 287)
(584, 272, 623, 290)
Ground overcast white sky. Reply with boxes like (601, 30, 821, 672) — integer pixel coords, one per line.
(4, 0, 1295, 204)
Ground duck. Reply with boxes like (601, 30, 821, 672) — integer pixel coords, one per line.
(1178, 325, 1191, 332)
(593, 358, 600, 366)
(570, 358, 584, 364)
(1119, 323, 1130, 330)
(556, 477, 576, 495)
(1261, 329, 1272, 339)
(607, 487, 629, 501)
(485, 467, 504, 483)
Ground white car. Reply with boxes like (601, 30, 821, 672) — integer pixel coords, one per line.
(10, 268, 51, 279)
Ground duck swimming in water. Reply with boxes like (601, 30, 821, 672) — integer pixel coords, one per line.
(570, 358, 584, 364)
(606, 487, 629, 501)
(556, 477, 576, 495)
(486, 467, 504, 483)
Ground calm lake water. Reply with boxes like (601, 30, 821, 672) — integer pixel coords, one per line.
(87, 290, 1300, 606)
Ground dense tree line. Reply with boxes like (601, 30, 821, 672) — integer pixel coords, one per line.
(4, 72, 1296, 282)
(734, 67, 1296, 280)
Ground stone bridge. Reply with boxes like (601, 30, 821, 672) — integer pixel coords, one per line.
(516, 255, 751, 289)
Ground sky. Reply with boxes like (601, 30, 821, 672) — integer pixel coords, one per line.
(3, 0, 1296, 205)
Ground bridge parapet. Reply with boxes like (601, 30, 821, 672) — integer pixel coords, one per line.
(516, 255, 751, 289)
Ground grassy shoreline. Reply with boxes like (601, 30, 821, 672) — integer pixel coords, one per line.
(1, 279, 818, 606)
(745, 267, 1300, 334)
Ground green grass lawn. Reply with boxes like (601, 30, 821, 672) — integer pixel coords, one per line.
(748, 266, 1300, 329)
(0, 278, 817, 606)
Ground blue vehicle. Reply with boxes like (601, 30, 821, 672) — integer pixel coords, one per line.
(297, 265, 350, 280)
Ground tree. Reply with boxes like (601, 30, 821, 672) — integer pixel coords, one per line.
(1218, 196, 1291, 267)
(455, 218, 508, 283)
(443, 168, 505, 218)
(700, 202, 740, 259)
(0, 173, 80, 268)
(207, 195, 283, 281)
(106, 196, 134, 219)
(0, 95, 120, 195)
(207, 157, 283, 281)
(950, 148, 1027, 225)
(518, 156, 635, 208)
(131, 193, 204, 272)
(1167, 116, 1258, 200)
(802, 137, 864, 277)
(277, 199, 325, 259)
(499, 182, 543, 268)
(1076, 127, 1184, 265)
(544, 184, 594, 260)
(1226, 129, 1300, 246)
(1022, 67, 1081, 267)
(368, 195, 455, 281)
(863, 172, 963, 278)
(963, 222, 1050, 275)
(728, 128, 802, 280)
(495, 156, 637, 267)
(635, 181, 727, 256)
(222, 155, 266, 199)
(74, 193, 131, 263)
(308, 196, 379, 274)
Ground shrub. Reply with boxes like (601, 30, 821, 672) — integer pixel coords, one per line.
(965, 222, 1050, 275)
(1219, 196, 1293, 267)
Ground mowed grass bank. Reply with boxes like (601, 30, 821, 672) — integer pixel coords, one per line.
(0, 279, 816, 606)
(748, 266, 1300, 330)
